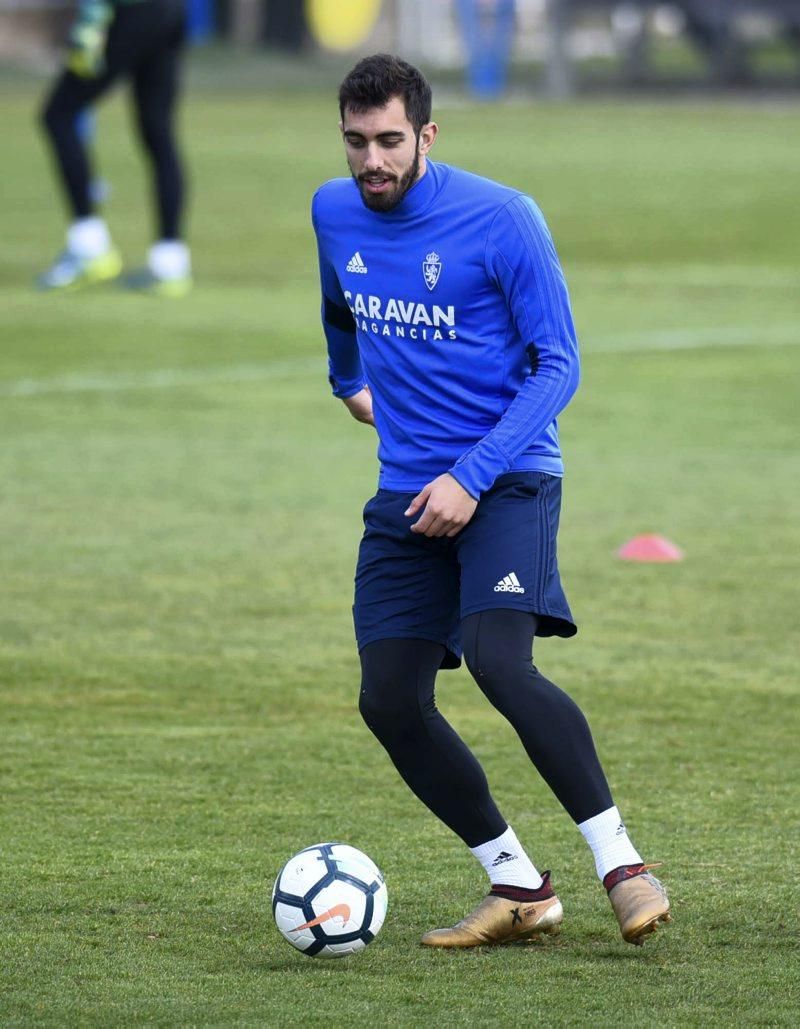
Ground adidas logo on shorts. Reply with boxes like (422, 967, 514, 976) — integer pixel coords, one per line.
(494, 571, 525, 594)
(346, 251, 368, 274)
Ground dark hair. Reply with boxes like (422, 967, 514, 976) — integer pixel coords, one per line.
(339, 54, 432, 135)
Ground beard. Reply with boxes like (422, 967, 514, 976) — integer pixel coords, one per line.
(352, 148, 421, 213)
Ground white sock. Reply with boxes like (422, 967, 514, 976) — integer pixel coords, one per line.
(470, 825, 543, 889)
(66, 217, 111, 259)
(578, 806, 643, 882)
(148, 240, 190, 280)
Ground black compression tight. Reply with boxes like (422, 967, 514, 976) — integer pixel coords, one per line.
(359, 638, 507, 847)
(462, 610, 613, 824)
(359, 611, 613, 847)
(39, 0, 186, 238)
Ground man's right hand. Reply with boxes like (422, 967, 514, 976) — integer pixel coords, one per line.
(342, 386, 375, 427)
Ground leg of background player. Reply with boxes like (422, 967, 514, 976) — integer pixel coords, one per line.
(38, 71, 121, 288)
(129, 13, 191, 293)
(41, 72, 107, 220)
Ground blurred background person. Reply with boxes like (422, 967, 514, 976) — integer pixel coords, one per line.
(455, 0, 516, 99)
(38, 0, 191, 295)
(75, 106, 112, 204)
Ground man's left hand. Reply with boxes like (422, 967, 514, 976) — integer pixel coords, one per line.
(406, 474, 478, 538)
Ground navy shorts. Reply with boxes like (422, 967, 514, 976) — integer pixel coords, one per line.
(353, 471, 577, 668)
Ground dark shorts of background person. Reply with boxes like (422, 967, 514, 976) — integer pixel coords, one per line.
(41, 0, 187, 236)
(353, 471, 577, 669)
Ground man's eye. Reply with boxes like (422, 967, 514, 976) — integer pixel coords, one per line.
(382, 140, 401, 149)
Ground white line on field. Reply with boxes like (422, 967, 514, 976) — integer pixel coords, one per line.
(0, 327, 796, 397)
(0, 357, 321, 397)
(589, 324, 800, 352)
(570, 264, 800, 289)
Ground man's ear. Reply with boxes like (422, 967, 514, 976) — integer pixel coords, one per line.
(419, 121, 439, 155)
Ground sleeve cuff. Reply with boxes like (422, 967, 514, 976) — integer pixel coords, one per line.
(449, 437, 511, 499)
(330, 377, 367, 400)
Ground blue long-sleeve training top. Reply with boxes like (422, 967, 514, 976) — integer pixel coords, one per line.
(311, 159, 580, 499)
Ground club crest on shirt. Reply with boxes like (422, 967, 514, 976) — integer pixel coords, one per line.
(423, 251, 442, 292)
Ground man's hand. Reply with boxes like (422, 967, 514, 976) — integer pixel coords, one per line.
(342, 386, 375, 426)
(65, 0, 112, 77)
(66, 23, 108, 78)
(406, 473, 478, 538)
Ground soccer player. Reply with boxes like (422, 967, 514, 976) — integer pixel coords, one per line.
(312, 54, 671, 948)
(38, 0, 191, 295)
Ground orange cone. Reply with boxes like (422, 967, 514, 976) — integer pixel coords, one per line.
(617, 534, 684, 562)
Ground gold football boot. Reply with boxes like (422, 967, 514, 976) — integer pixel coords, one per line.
(421, 875, 563, 948)
(606, 865, 671, 945)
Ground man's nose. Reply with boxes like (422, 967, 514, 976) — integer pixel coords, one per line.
(363, 145, 384, 171)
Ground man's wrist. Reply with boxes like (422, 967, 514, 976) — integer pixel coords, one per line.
(331, 378, 367, 400)
(446, 470, 479, 502)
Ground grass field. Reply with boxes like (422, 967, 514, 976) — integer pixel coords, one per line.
(2, 52, 800, 1025)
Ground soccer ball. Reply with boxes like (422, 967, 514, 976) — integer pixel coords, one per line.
(272, 842, 388, 958)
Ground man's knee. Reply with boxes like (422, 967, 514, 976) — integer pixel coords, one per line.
(463, 613, 532, 678)
(462, 609, 540, 711)
(358, 638, 441, 738)
(463, 643, 519, 697)
(40, 95, 66, 139)
(136, 108, 172, 156)
(358, 662, 412, 734)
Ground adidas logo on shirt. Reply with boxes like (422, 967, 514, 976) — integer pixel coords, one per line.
(346, 251, 368, 274)
(494, 572, 525, 594)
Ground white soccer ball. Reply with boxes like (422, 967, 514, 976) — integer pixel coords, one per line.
(272, 842, 388, 958)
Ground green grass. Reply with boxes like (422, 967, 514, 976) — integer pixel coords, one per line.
(2, 54, 800, 1025)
